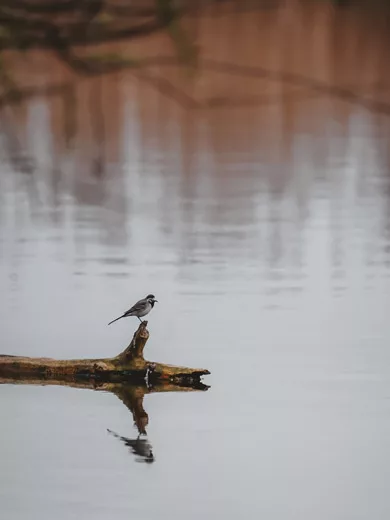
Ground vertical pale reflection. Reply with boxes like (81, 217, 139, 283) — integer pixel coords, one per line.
(0, 0, 388, 289)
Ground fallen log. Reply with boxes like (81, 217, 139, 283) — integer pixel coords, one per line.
(0, 321, 210, 385)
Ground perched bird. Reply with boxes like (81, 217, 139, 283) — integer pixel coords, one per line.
(108, 294, 158, 326)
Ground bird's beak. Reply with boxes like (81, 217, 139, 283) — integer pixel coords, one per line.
(154, 299, 158, 303)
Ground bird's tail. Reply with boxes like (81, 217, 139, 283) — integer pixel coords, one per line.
(108, 315, 123, 326)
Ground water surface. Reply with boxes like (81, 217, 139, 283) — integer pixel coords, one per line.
(1, 2, 390, 519)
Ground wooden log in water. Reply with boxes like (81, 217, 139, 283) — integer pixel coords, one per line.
(0, 321, 210, 385)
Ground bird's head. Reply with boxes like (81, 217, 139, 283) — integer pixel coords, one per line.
(146, 294, 158, 304)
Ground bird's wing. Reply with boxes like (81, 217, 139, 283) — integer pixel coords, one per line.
(123, 299, 145, 316)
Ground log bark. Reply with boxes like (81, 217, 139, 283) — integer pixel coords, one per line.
(0, 321, 209, 386)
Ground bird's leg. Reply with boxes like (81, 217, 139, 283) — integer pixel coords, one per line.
(138, 317, 143, 323)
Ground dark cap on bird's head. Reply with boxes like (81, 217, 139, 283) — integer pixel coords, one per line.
(146, 294, 158, 302)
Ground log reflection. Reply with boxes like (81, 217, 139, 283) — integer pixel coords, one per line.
(108, 383, 154, 464)
(0, 375, 209, 464)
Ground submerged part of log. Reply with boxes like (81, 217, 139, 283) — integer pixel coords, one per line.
(0, 321, 210, 385)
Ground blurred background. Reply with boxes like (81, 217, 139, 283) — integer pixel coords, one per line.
(1, 1, 390, 519)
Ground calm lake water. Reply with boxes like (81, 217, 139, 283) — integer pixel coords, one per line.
(1, 2, 390, 519)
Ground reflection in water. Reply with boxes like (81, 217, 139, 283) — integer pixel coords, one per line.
(0, 376, 208, 466)
(108, 381, 155, 464)
(107, 429, 154, 464)
(0, 0, 390, 289)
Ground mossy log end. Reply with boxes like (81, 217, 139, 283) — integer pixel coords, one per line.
(0, 321, 210, 386)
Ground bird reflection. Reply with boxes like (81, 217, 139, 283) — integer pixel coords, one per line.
(107, 382, 209, 463)
(107, 383, 155, 463)
(107, 381, 207, 463)
(107, 428, 154, 464)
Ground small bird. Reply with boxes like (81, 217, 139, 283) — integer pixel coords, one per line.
(108, 294, 158, 326)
